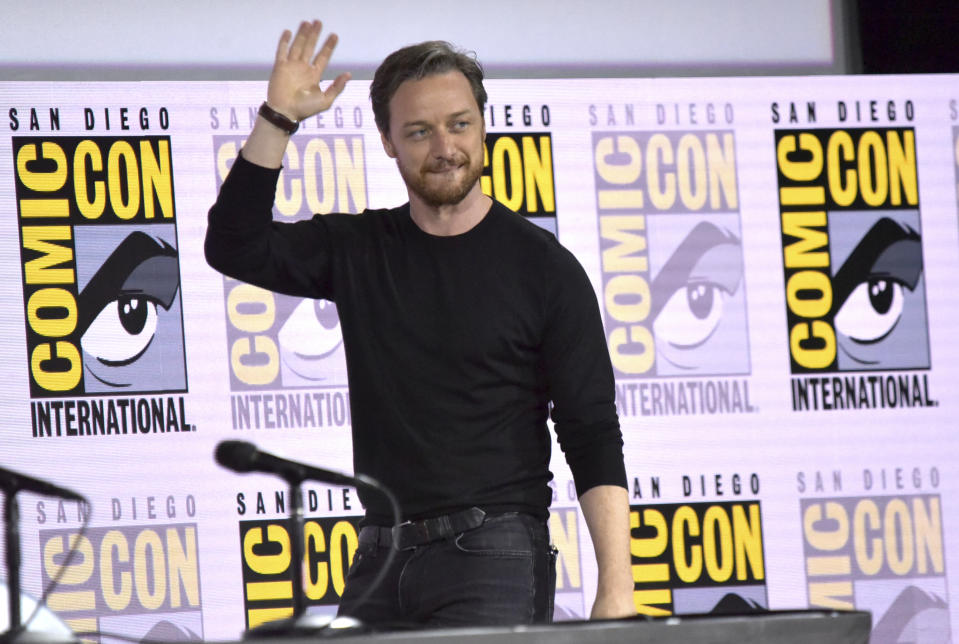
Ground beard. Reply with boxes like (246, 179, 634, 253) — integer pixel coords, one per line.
(398, 152, 483, 208)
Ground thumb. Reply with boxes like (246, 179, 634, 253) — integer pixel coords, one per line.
(324, 72, 352, 105)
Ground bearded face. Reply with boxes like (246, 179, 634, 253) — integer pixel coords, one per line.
(383, 71, 486, 209)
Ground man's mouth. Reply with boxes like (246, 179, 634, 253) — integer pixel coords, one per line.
(426, 158, 467, 174)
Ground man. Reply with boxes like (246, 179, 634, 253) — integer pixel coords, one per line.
(206, 20, 634, 627)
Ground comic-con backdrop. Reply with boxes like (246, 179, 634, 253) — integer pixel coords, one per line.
(1, 74, 957, 643)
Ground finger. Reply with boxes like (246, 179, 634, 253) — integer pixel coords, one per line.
(303, 72, 350, 115)
(274, 29, 292, 63)
(324, 71, 351, 101)
(323, 72, 353, 101)
(288, 21, 312, 61)
(311, 33, 339, 72)
(302, 20, 323, 63)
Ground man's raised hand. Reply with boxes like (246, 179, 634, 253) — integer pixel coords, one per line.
(239, 21, 349, 168)
(267, 20, 350, 121)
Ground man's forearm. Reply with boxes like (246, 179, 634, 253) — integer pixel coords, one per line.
(242, 116, 294, 169)
(579, 484, 635, 619)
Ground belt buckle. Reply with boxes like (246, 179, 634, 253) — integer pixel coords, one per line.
(390, 520, 415, 551)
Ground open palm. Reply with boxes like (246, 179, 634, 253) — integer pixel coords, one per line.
(267, 20, 350, 121)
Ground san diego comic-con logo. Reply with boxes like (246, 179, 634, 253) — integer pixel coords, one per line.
(38, 518, 202, 641)
(212, 129, 367, 431)
(14, 136, 191, 437)
(479, 103, 556, 233)
(775, 128, 935, 411)
(238, 515, 361, 627)
(480, 130, 557, 235)
(591, 130, 752, 417)
(799, 484, 949, 643)
(230, 482, 366, 626)
(630, 500, 767, 616)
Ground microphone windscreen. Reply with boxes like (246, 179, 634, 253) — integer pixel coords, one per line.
(214, 440, 258, 472)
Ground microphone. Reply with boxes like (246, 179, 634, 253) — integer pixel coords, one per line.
(214, 440, 358, 487)
(0, 466, 85, 501)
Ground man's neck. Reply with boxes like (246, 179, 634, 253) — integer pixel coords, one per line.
(408, 183, 493, 237)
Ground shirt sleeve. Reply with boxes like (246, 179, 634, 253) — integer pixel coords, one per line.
(204, 153, 336, 300)
(541, 242, 627, 496)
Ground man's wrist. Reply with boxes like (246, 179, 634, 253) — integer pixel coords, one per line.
(258, 102, 299, 135)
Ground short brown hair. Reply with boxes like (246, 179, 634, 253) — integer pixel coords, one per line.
(370, 41, 487, 134)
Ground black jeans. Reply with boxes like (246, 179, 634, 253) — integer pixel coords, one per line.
(336, 512, 556, 628)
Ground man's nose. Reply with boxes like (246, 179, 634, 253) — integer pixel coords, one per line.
(431, 129, 456, 158)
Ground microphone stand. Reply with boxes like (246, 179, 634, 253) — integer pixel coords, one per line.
(3, 491, 23, 638)
(243, 472, 322, 639)
(287, 479, 306, 621)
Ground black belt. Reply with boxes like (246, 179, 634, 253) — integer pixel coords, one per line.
(362, 506, 487, 551)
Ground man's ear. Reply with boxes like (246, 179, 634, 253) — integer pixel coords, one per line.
(380, 130, 396, 159)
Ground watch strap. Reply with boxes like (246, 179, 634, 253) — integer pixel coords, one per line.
(258, 102, 299, 135)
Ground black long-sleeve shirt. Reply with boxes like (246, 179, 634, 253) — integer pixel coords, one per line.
(206, 155, 626, 524)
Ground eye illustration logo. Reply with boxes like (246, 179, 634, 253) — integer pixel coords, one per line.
(647, 217, 749, 377)
(75, 225, 186, 393)
(592, 129, 748, 380)
(224, 285, 347, 391)
(275, 296, 345, 386)
(828, 212, 929, 371)
(775, 127, 929, 376)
